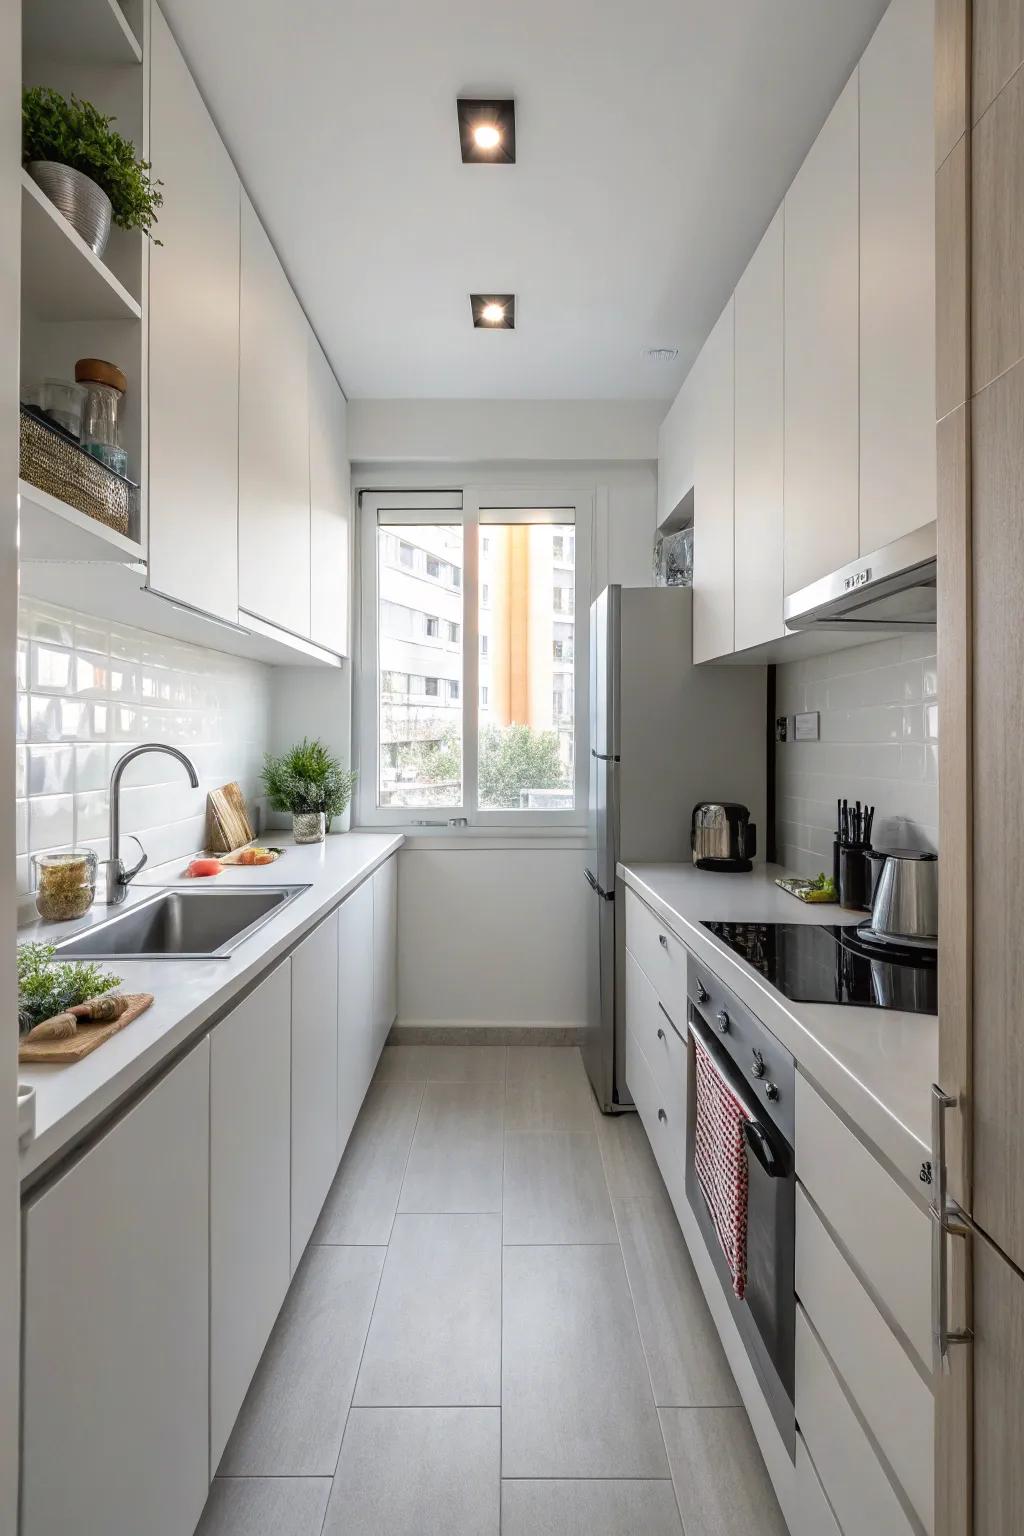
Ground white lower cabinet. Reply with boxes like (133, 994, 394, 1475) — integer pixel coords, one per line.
(372, 854, 399, 1052)
(624, 952, 688, 1220)
(796, 1306, 916, 1536)
(210, 961, 292, 1471)
(796, 1186, 933, 1530)
(291, 909, 341, 1268)
(338, 875, 376, 1155)
(793, 1432, 842, 1536)
(21, 1041, 211, 1536)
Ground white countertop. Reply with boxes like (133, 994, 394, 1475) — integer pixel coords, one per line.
(618, 861, 938, 1189)
(18, 832, 404, 1186)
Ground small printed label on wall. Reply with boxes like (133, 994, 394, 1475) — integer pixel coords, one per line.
(794, 711, 820, 741)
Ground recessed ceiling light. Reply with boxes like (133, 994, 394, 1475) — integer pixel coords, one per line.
(458, 98, 516, 163)
(471, 293, 516, 329)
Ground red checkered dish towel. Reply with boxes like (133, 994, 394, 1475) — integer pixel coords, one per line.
(692, 1030, 751, 1299)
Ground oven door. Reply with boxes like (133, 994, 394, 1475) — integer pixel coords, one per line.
(685, 1007, 796, 1455)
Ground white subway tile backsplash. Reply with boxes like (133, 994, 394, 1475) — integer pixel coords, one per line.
(776, 635, 938, 878)
(15, 597, 272, 901)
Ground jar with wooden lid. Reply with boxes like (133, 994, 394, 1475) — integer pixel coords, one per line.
(75, 357, 128, 477)
(32, 850, 98, 922)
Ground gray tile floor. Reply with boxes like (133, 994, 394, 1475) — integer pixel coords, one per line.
(197, 1045, 787, 1536)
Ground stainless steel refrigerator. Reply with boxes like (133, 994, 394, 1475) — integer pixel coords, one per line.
(583, 585, 767, 1112)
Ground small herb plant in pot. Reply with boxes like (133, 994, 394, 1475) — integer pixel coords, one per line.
(23, 85, 163, 258)
(261, 739, 357, 844)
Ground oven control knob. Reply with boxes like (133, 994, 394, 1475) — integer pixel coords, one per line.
(751, 1050, 766, 1079)
(696, 980, 710, 1004)
(715, 1009, 730, 1034)
(764, 1082, 780, 1103)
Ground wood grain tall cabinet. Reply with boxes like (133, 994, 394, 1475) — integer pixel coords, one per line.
(935, 1, 1024, 1531)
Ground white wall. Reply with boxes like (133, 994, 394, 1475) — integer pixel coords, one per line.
(398, 847, 588, 1027)
(355, 457, 657, 1028)
(15, 596, 271, 909)
(266, 661, 353, 829)
(775, 632, 938, 876)
(348, 398, 662, 464)
(2, 0, 21, 1515)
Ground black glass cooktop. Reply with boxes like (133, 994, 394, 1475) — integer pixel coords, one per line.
(701, 921, 937, 1015)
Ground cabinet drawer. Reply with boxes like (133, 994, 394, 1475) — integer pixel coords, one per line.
(796, 1307, 916, 1536)
(795, 1074, 931, 1369)
(625, 946, 687, 1098)
(625, 1021, 686, 1220)
(625, 887, 688, 1013)
(797, 1187, 933, 1531)
(794, 1433, 842, 1536)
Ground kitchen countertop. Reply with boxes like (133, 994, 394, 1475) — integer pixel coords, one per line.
(18, 832, 404, 1187)
(618, 861, 938, 1190)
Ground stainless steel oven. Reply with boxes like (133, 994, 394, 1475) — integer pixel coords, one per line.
(684, 954, 796, 1455)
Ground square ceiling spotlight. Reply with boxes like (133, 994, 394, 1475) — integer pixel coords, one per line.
(458, 98, 516, 163)
(471, 293, 516, 329)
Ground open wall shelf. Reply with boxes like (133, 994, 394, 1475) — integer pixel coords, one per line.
(20, 171, 143, 324)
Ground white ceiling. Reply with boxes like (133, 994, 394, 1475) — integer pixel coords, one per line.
(159, 0, 889, 401)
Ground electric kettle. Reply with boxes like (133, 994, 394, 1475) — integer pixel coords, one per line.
(863, 849, 938, 946)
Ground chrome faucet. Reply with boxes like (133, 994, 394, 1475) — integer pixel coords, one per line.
(102, 744, 200, 904)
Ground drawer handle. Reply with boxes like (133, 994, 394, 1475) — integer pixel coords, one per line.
(657, 1027, 666, 1041)
(657, 1108, 667, 1123)
(659, 933, 669, 948)
(657, 1001, 683, 1041)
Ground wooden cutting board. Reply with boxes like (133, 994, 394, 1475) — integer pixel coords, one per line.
(206, 782, 255, 854)
(18, 993, 154, 1064)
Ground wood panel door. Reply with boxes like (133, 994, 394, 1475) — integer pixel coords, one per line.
(148, 2, 240, 623)
(935, 2, 1024, 1533)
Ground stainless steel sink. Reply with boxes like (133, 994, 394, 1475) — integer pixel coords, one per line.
(51, 885, 310, 960)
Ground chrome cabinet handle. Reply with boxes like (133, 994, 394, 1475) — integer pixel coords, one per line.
(659, 933, 669, 948)
(930, 1084, 973, 1373)
(657, 1108, 667, 1123)
(657, 1000, 683, 1042)
(657, 1027, 666, 1041)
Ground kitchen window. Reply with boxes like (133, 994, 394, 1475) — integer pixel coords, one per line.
(358, 487, 591, 827)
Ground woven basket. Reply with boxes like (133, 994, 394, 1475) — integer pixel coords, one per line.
(19, 405, 137, 539)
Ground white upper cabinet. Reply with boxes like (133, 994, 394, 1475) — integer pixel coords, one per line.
(784, 73, 860, 598)
(148, 3, 240, 624)
(239, 192, 311, 638)
(734, 207, 786, 651)
(693, 299, 735, 663)
(308, 333, 351, 655)
(859, 0, 936, 554)
(657, 366, 697, 527)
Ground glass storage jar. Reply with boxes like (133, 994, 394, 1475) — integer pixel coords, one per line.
(75, 357, 128, 477)
(32, 849, 98, 922)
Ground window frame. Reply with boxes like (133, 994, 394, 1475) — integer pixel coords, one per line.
(356, 485, 592, 830)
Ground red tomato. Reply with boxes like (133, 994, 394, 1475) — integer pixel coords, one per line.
(187, 858, 223, 878)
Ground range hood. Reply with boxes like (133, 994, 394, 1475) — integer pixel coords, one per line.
(783, 521, 936, 631)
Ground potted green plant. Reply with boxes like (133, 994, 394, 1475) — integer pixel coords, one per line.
(261, 739, 357, 845)
(23, 86, 163, 258)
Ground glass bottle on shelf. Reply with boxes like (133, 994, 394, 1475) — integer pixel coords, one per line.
(75, 357, 129, 477)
